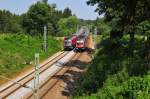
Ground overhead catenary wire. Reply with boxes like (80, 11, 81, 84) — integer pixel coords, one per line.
(0, 75, 34, 91)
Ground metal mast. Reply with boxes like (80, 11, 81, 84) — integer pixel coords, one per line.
(34, 53, 40, 99)
(94, 27, 97, 49)
(43, 25, 47, 52)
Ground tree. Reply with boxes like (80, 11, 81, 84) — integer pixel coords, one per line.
(58, 16, 79, 36)
(22, 2, 59, 36)
(9, 15, 22, 33)
(22, 2, 67, 36)
(0, 10, 11, 33)
(0, 10, 22, 33)
(94, 18, 111, 36)
(87, 0, 150, 52)
(42, 0, 48, 3)
(63, 7, 72, 18)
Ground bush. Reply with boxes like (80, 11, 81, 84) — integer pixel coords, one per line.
(73, 35, 150, 99)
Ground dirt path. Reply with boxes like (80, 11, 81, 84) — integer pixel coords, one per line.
(42, 36, 93, 99)
(87, 35, 94, 50)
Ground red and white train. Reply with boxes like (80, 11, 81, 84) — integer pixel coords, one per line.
(75, 35, 88, 51)
(64, 26, 89, 51)
(64, 34, 77, 50)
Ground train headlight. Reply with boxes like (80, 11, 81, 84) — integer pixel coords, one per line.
(80, 41, 84, 43)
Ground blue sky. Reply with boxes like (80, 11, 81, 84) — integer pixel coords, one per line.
(0, 0, 101, 20)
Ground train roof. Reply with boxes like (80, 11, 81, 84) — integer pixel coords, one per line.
(77, 35, 87, 40)
(65, 26, 89, 40)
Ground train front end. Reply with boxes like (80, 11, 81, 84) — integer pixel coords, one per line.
(76, 39, 86, 51)
(64, 37, 73, 50)
(64, 35, 77, 50)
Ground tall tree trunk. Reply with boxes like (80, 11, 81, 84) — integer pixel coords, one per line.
(129, 31, 135, 54)
(127, 0, 137, 55)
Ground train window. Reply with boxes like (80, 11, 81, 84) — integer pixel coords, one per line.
(77, 41, 84, 45)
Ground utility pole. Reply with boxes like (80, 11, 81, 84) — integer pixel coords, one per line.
(76, 25, 79, 33)
(34, 53, 40, 99)
(94, 27, 97, 49)
(43, 25, 47, 52)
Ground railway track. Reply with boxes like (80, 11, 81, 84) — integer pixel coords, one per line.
(0, 51, 65, 91)
(26, 53, 81, 99)
(0, 50, 73, 99)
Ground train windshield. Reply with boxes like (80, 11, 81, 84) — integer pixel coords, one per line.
(77, 40, 84, 45)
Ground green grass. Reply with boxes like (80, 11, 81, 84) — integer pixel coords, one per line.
(0, 33, 62, 78)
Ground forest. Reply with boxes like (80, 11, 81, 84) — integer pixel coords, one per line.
(73, 0, 150, 99)
(0, 0, 79, 36)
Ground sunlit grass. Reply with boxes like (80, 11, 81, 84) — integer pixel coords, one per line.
(0, 33, 62, 78)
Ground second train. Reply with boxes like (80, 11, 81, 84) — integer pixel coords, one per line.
(64, 26, 89, 51)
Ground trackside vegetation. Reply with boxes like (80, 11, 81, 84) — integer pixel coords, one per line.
(73, 34, 150, 98)
(72, 0, 150, 98)
(0, 34, 61, 81)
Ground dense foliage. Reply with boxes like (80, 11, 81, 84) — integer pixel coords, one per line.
(0, 1, 73, 36)
(73, 0, 150, 99)
(94, 18, 111, 36)
(87, 0, 150, 50)
(0, 10, 22, 33)
(58, 16, 79, 36)
(73, 35, 150, 99)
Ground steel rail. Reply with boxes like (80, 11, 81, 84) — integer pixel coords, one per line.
(0, 51, 70, 98)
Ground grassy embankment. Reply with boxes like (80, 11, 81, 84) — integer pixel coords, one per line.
(0, 34, 62, 84)
(73, 34, 150, 99)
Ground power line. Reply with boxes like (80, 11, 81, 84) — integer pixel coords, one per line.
(0, 75, 34, 91)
